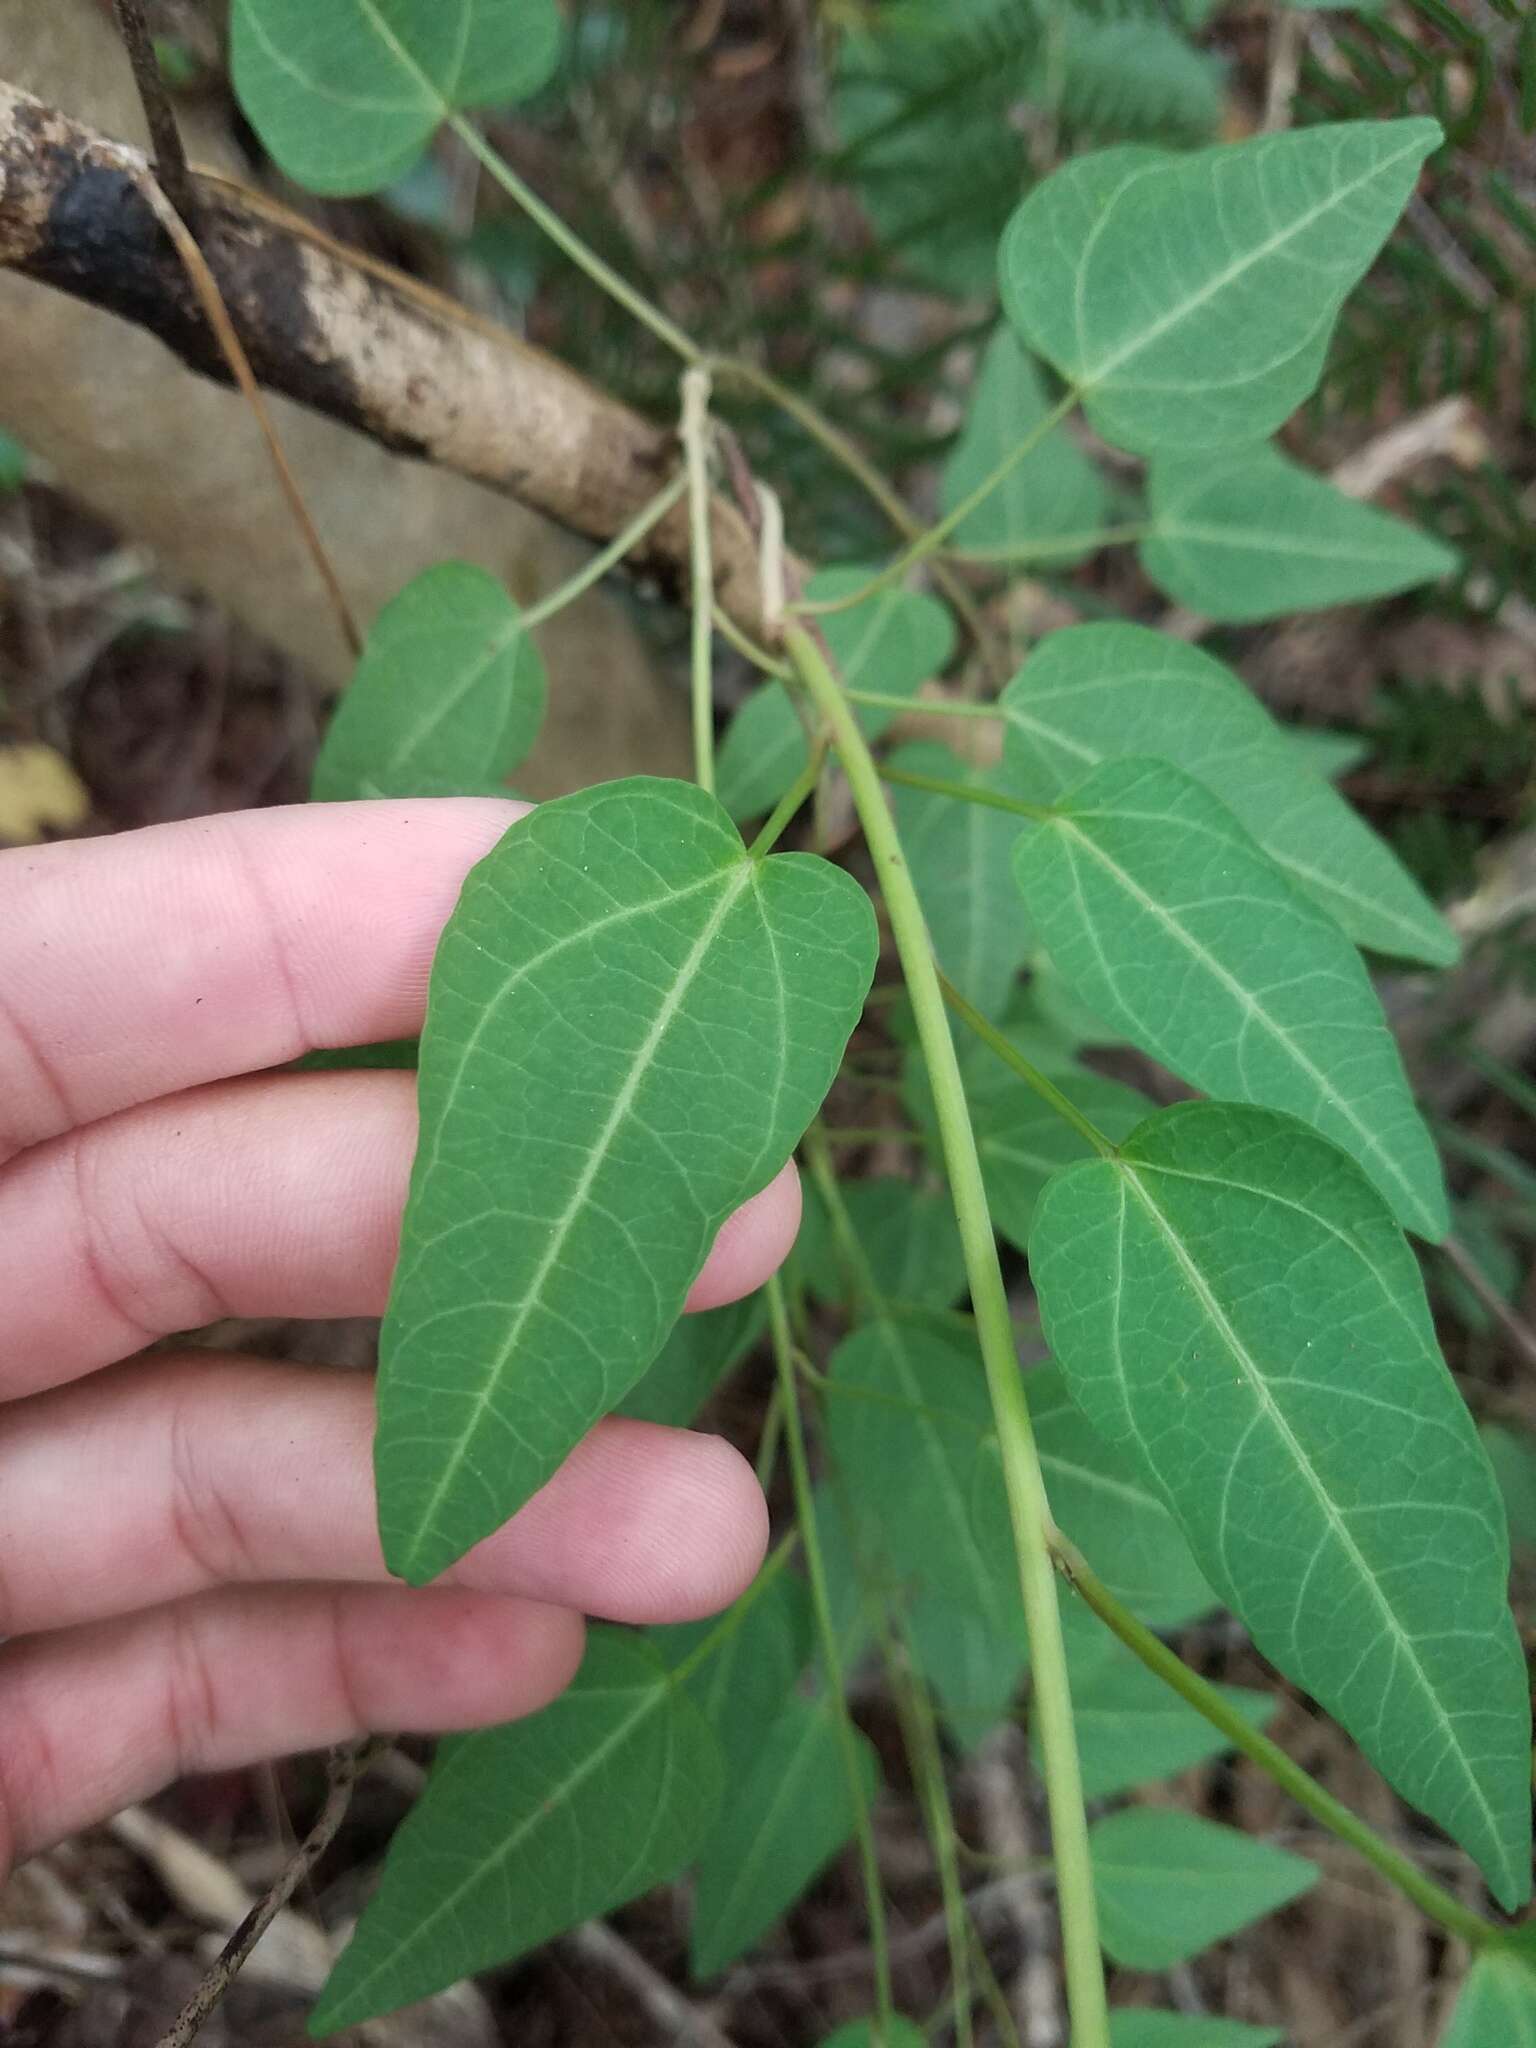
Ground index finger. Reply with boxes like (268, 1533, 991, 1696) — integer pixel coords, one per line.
(0, 799, 523, 1162)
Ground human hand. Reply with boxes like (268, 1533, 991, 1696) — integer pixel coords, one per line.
(0, 799, 783, 1877)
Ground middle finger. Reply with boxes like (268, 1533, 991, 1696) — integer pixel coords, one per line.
(0, 1353, 767, 1635)
(0, 1068, 799, 1398)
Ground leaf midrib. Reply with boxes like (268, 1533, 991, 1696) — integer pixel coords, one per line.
(398, 860, 754, 1570)
(1118, 1159, 1506, 1878)
(1081, 131, 1426, 387)
(1006, 698, 1442, 955)
(1155, 514, 1442, 570)
(696, 1708, 842, 1969)
(325, 1673, 670, 2018)
(1053, 811, 1426, 1230)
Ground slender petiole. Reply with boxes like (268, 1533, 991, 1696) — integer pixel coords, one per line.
(937, 972, 1118, 1159)
(1052, 1534, 1501, 1951)
(880, 763, 1051, 822)
(767, 1275, 897, 2032)
(787, 392, 1079, 619)
(521, 472, 689, 629)
(784, 623, 1110, 2048)
(748, 739, 829, 857)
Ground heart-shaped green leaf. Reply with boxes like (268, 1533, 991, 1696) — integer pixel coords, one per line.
(311, 564, 546, 801)
(1000, 624, 1455, 966)
(1012, 756, 1447, 1236)
(378, 778, 876, 1582)
(1140, 442, 1458, 621)
(231, 0, 563, 197)
(1001, 122, 1439, 452)
(941, 328, 1108, 564)
(1032, 1101, 1533, 1906)
(1091, 1808, 1316, 1970)
(311, 1631, 720, 2032)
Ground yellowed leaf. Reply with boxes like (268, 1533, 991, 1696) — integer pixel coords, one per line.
(0, 743, 90, 843)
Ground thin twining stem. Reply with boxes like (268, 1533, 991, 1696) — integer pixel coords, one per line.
(879, 762, 1050, 821)
(936, 972, 1117, 1159)
(682, 367, 717, 794)
(520, 472, 689, 629)
(784, 623, 1110, 2048)
(767, 1274, 897, 2033)
(451, 115, 700, 364)
(1052, 1535, 1500, 1951)
(788, 392, 1079, 620)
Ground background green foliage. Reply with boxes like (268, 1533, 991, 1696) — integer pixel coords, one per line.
(237, 5, 1535, 2036)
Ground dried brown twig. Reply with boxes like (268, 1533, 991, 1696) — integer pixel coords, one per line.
(108, 0, 196, 219)
(152, 1739, 385, 2048)
(0, 78, 774, 640)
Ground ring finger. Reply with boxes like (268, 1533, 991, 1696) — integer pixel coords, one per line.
(0, 1354, 767, 1637)
(0, 1067, 799, 1399)
(0, 1583, 585, 1869)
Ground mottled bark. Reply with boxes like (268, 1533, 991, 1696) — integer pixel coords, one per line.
(0, 77, 770, 640)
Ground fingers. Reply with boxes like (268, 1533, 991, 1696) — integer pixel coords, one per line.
(0, 1069, 799, 1395)
(0, 798, 524, 1163)
(0, 1584, 585, 1868)
(0, 1356, 768, 1636)
(685, 1158, 801, 1312)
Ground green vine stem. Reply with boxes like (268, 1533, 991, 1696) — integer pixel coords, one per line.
(766, 1274, 897, 2036)
(520, 472, 690, 629)
(452, 110, 1002, 680)
(451, 115, 700, 364)
(709, 355, 1003, 678)
(886, 1621, 975, 2048)
(748, 739, 828, 858)
(1050, 1535, 1501, 1951)
(784, 623, 1111, 2048)
(448, 120, 1001, 682)
(937, 973, 1116, 1159)
(945, 519, 1152, 567)
(788, 393, 1079, 620)
(802, 1119, 885, 1314)
(713, 603, 794, 679)
(879, 763, 1050, 822)
(844, 689, 1000, 722)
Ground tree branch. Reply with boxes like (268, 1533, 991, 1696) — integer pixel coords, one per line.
(0, 78, 773, 638)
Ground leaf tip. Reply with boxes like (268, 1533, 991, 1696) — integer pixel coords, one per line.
(306, 1985, 354, 2039)
(381, 1522, 450, 1590)
(1487, 1835, 1534, 1915)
